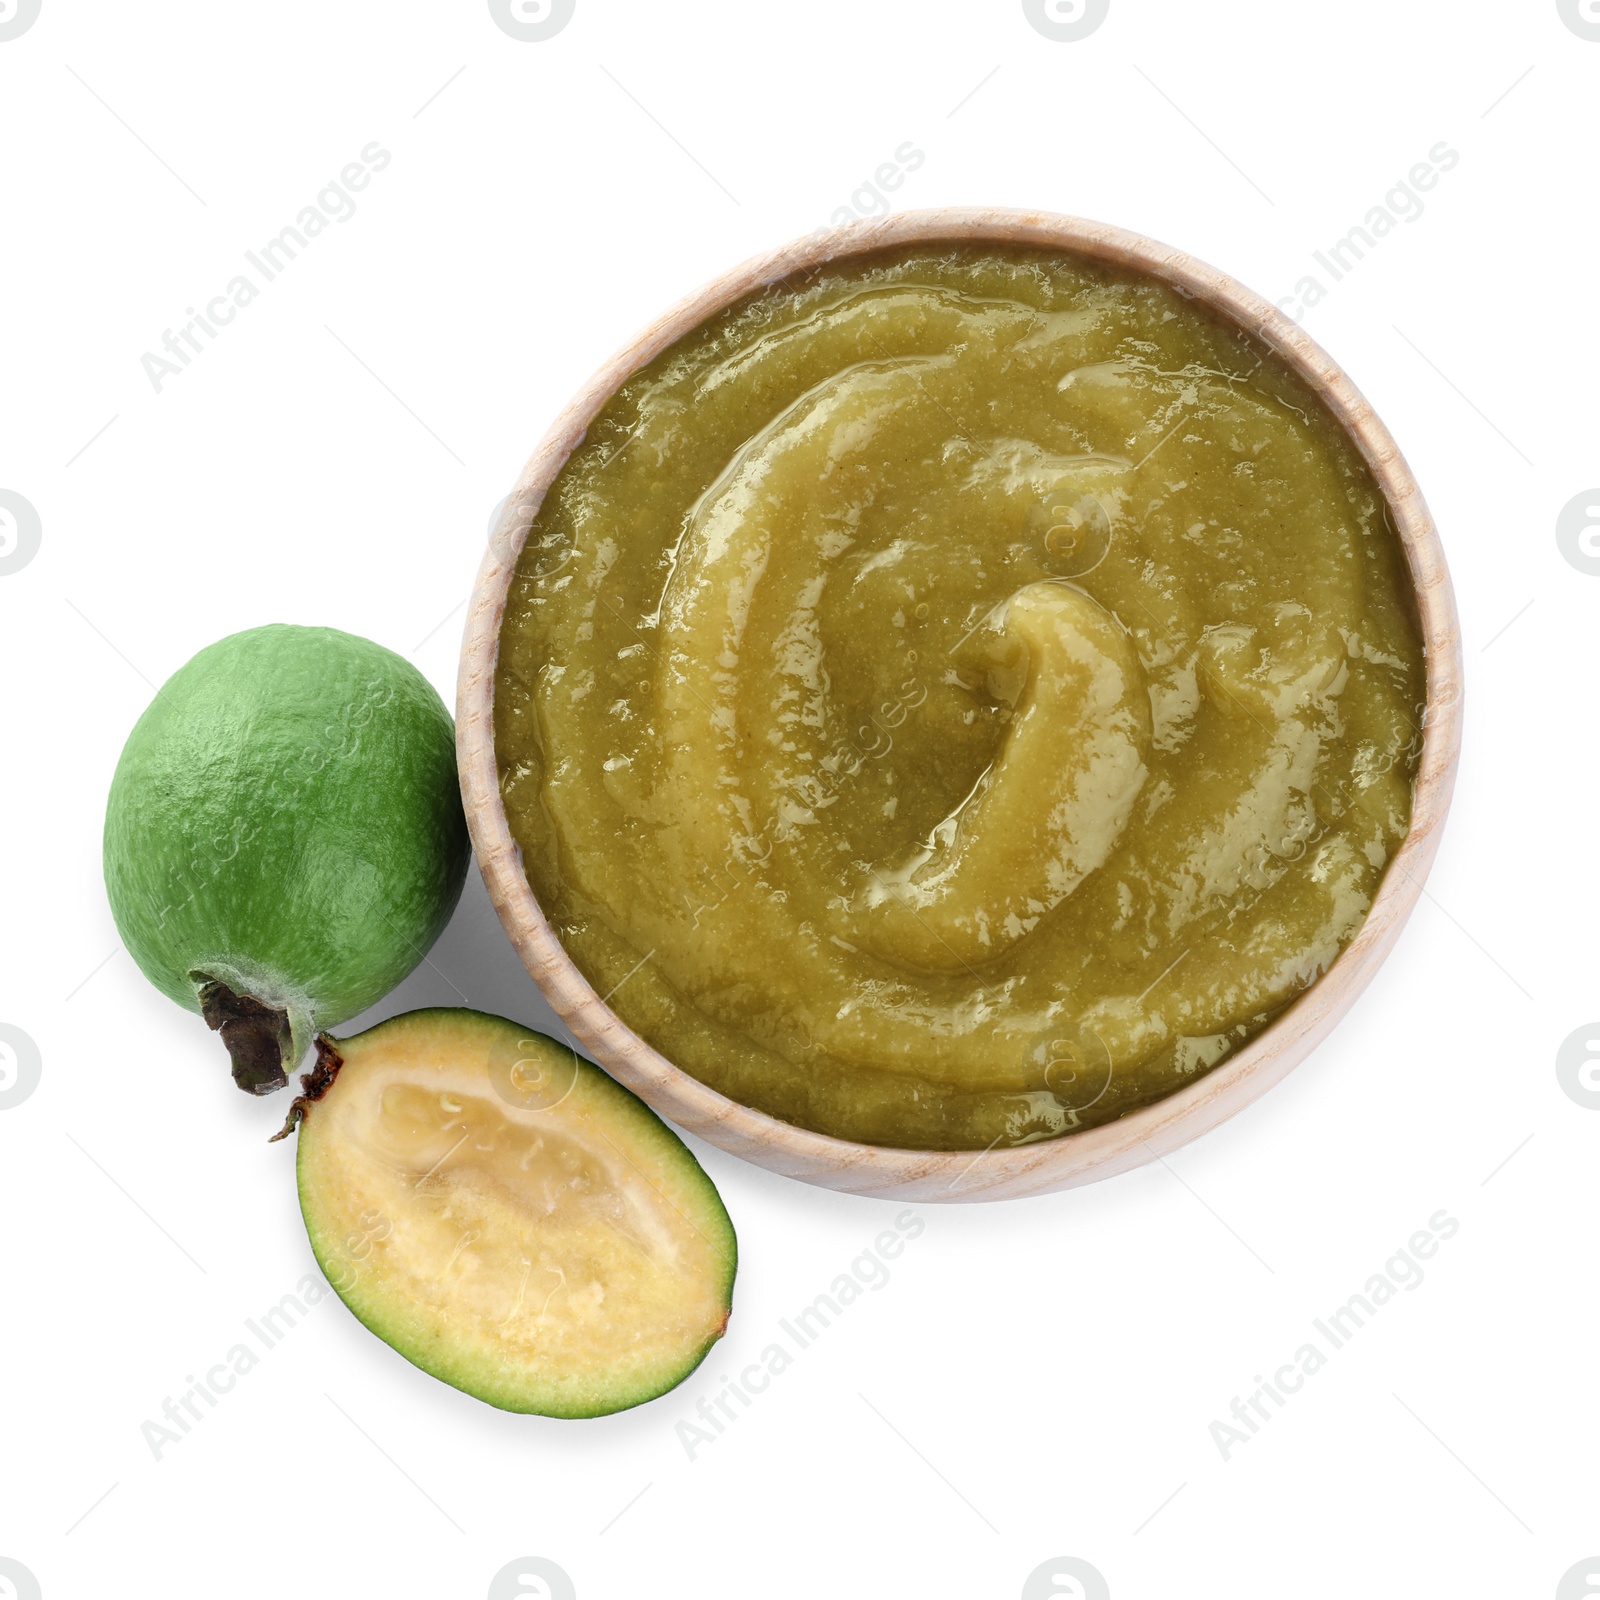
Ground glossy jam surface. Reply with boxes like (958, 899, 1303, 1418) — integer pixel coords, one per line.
(495, 245, 1425, 1150)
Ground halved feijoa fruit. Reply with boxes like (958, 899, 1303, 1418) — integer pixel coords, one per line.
(282, 1008, 736, 1417)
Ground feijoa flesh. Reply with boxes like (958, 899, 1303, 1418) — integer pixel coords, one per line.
(103, 625, 469, 1094)
(281, 1009, 736, 1417)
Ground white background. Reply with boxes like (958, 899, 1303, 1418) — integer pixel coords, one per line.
(2, 2, 1595, 1596)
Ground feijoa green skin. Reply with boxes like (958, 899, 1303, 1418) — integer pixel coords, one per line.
(103, 626, 469, 1093)
(289, 1009, 737, 1418)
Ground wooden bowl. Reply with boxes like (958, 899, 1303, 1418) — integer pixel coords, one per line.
(457, 208, 1462, 1203)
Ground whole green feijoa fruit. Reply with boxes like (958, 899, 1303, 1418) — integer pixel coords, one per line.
(103, 625, 469, 1095)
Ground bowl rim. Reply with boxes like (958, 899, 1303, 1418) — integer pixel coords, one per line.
(456, 207, 1463, 1202)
